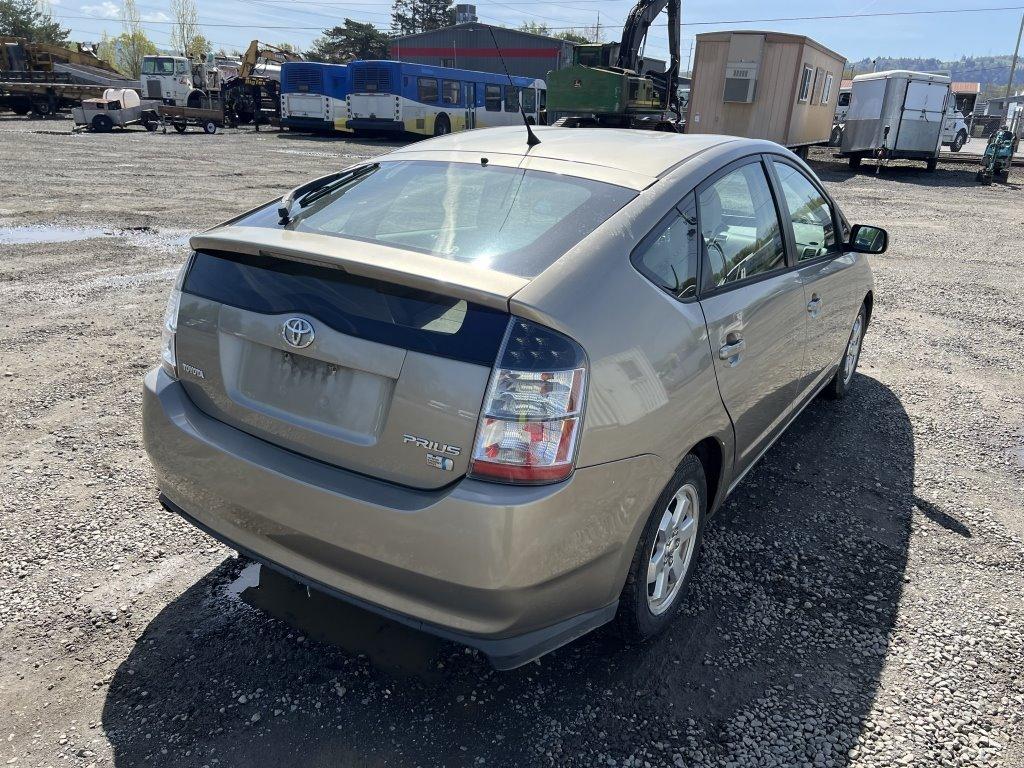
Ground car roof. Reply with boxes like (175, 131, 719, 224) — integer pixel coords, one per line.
(383, 127, 743, 186)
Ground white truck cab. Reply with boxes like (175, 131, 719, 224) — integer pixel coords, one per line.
(140, 55, 216, 108)
(941, 100, 970, 152)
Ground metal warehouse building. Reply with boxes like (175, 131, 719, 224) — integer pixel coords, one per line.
(388, 22, 575, 81)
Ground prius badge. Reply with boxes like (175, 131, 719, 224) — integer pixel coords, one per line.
(403, 433, 461, 471)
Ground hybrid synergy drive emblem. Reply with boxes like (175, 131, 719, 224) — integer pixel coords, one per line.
(282, 317, 315, 349)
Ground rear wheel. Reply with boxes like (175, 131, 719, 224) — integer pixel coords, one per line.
(10, 97, 30, 116)
(926, 157, 938, 172)
(849, 155, 862, 170)
(617, 454, 706, 643)
(32, 100, 52, 117)
(173, 121, 187, 134)
(951, 130, 967, 153)
(824, 304, 867, 400)
(90, 114, 113, 133)
(203, 120, 217, 134)
(433, 113, 450, 136)
(830, 124, 843, 147)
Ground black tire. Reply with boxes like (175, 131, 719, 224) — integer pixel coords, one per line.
(90, 113, 113, 133)
(849, 155, 862, 170)
(824, 304, 867, 400)
(433, 113, 450, 136)
(830, 124, 843, 147)
(173, 121, 187, 134)
(32, 100, 52, 117)
(203, 120, 217, 134)
(926, 157, 938, 172)
(951, 130, 966, 153)
(616, 453, 707, 643)
(10, 98, 30, 116)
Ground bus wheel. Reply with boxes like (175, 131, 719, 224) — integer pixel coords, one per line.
(433, 114, 450, 136)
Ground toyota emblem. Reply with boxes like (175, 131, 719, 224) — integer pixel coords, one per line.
(282, 317, 315, 349)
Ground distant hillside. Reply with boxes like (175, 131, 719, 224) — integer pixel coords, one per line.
(846, 55, 1019, 95)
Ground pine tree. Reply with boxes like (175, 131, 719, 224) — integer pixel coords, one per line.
(391, 0, 454, 36)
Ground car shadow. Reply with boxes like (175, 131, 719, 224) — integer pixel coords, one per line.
(102, 374, 914, 767)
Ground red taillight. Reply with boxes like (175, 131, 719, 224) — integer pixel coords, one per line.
(468, 319, 587, 485)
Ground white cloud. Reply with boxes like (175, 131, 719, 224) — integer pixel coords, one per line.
(80, 1, 119, 19)
(142, 11, 170, 22)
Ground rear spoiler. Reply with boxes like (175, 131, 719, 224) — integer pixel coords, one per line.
(189, 226, 528, 312)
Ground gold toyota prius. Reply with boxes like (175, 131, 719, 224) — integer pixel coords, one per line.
(143, 127, 887, 669)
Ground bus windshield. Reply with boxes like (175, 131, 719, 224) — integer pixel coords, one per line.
(142, 57, 177, 75)
(267, 160, 636, 278)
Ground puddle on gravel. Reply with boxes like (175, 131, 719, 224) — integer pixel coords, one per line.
(0, 224, 190, 250)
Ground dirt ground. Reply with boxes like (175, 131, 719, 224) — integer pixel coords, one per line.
(1, 115, 1022, 768)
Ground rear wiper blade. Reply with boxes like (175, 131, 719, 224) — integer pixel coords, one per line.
(278, 163, 378, 224)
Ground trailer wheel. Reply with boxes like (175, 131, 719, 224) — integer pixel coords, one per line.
(849, 155, 862, 170)
(203, 120, 217, 135)
(32, 100, 53, 117)
(926, 157, 938, 172)
(90, 114, 114, 133)
(173, 121, 187, 134)
(10, 97, 30, 116)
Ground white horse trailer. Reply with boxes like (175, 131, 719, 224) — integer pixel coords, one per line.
(841, 70, 952, 170)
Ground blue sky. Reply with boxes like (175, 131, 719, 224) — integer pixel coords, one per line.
(52, 0, 1024, 64)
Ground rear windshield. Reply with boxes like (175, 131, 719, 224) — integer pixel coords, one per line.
(239, 160, 637, 279)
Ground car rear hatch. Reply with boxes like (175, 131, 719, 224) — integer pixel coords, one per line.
(172, 228, 524, 490)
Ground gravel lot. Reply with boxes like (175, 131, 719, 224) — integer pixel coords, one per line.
(1, 115, 1022, 768)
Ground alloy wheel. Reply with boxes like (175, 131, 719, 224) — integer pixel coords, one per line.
(647, 484, 700, 615)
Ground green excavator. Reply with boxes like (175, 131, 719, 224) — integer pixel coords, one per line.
(546, 0, 682, 130)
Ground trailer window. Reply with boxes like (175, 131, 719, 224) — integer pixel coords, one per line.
(821, 72, 834, 105)
(504, 85, 520, 112)
(484, 84, 502, 111)
(417, 77, 438, 103)
(442, 80, 461, 105)
(798, 65, 813, 103)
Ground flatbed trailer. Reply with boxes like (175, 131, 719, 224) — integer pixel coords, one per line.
(158, 103, 225, 134)
(0, 74, 108, 117)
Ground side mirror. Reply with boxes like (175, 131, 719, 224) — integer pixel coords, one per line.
(848, 224, 888, 254)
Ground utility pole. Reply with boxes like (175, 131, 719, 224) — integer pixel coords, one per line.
(595, 11, 600, 43)
(1005, 11, 1024, 108)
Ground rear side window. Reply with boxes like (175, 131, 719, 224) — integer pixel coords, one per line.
(633, 193, 699, 299)
(249, 160, 637, 279)
(417, 77, 438, 103)
(182, 250, 510, 365)
(484, 84, 501, 111)
(699, 162, 786, 289)
(771, 160, 836, 261)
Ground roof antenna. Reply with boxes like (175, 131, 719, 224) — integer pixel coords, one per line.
(487, 26, 541, 147)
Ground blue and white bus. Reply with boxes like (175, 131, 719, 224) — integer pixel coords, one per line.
(346, 60, 545, 136)
(280, 61, 351, 132)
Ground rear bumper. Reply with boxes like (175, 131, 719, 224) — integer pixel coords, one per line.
(346, 118, 404, 132)
(280, 116, 331, 131)
(143, 368, 665, 667)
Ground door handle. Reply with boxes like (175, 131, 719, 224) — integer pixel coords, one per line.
(719, 337, 746, 361)
(807, 295, 823, 317)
